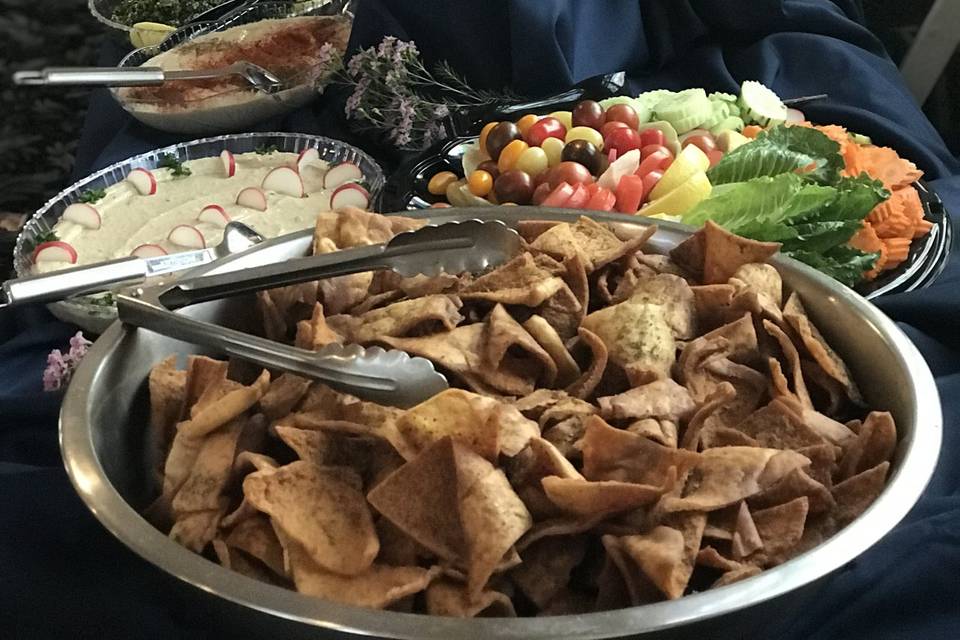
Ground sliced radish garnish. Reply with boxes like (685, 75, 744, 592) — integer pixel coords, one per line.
(220, 150, 236, 177)
(62, 203, 101, 230)
(167, 224, 205, 249)
(33, 241, 78, 264)
(297, 147, 320, 172)
(785, 108, 806, 123)
(330, 183, 370, 210)
(323, 162, 363, 189)
(127, 168, 157, 195)
(131, 243, 168, 258)
(236, 186, 268, 211)
(261, 166, 305, 197)
(198, 204, 231, 227)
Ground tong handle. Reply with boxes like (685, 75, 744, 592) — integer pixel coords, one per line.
(117, 294, 447, 407)
(13, 67, 166, 87)
(3, 257, 147, 306)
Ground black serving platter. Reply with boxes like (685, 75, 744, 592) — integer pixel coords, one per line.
(378, 134, 951, 300)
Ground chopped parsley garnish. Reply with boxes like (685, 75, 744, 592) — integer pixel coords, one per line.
(88, 292, 116, 307)
(111, 0, 224, 27)
(24, 229, 59, 256)
(158, 153, 191, 177)
(255, 144, 280, 155)
(79, 188, 106, 204)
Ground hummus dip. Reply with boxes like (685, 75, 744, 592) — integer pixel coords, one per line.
(36, 151, 333, 274)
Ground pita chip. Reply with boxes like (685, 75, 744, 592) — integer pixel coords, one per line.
(460, 253, 566, 306)
(511, 535, 587, 608)
(598, 379, 697, 424)
(426, 579, 517, 617)
(702, 221, 780, 284)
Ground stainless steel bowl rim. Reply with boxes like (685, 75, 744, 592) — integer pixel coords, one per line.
(60, 208, 942, 640)
(13, 131, 386, 321)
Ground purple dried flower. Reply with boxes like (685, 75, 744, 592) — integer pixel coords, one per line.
(346, 52, 364, 77)
(434, 104, 450, 118)
(345, 76, 370, 117)
(42, 331, 92, 391)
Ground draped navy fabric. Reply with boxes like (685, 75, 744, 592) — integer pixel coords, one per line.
(3, 1, 959, 638)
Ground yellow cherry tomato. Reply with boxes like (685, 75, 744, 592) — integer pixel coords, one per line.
(565, 126, 604, 151)
(479, 121, 499, 157)
(540, 136, 565, 167)
(467, 170, 494, 197)
(515, 146, 549, 177)
(549, 110, 573, 130)
(515, 114, 539, 136)
(427, 170, 459, 196)
(497, 139, 530, 173)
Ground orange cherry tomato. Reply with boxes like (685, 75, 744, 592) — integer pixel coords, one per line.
(515, 114, 539, 136)
(467, 169, 494, 197)
(479, 121, 499, 156)
(497, 139, 530, 173)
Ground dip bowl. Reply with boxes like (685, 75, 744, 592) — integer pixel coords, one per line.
(13, 132, 385, 334)
(59, 207, 941, 639)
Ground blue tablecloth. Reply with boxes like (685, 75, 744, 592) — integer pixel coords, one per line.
(3, 2, 959, 638)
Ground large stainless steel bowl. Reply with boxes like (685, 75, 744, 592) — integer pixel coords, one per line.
(60, 207, 942, 640)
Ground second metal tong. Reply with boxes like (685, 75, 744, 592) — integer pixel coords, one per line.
(13, 62, 283, 93)
(117, 219, 525, 407)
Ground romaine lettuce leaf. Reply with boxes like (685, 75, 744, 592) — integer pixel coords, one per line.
(707, 125, 843, 185)
(784, 246, 880, 288)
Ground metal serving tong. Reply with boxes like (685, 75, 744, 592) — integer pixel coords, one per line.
(117, 220, 525, 408)
(1, 222, 263, 308)
(13, 62, 283, 93)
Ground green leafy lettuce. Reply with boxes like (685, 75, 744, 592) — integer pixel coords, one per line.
(686, 125, 891, 286)
(707, 125, 845, 185)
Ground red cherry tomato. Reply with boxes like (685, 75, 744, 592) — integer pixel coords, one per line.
(546, 161, 594, 188)
(639, 128, 665, 148)
(605, 104, 641, 130)
(641, 170, 664, 205)
(681, 133, 718, 155)
(707, 149, 725, 167)
(531, 181, 553, 205)
(604, 127, 643, 157)
(640, 144, 671, 160)
(601, 120, 630, 139)
(524, 116, 567, 147)
(637, 149, 672, 177)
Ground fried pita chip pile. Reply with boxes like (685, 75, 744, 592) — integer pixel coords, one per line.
(146, 213, 898, 616)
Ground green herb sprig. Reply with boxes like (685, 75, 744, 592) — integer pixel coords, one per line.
(158, 153, 191, 177)
(24, 229, 59, 256)
(255, 144, 279, 155)
(79, 188, 106, 204)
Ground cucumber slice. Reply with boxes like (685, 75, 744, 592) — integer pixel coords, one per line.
(739, 80, 787, 127)
(699, 100, 730, 130)
(636, 89, 675, 110)
(654, 89, 713, 134)
(599, 96, 652, 124)
(848, 131, 872, 146)
(709, 116, 745, 136)
(708, 91, 738, 103)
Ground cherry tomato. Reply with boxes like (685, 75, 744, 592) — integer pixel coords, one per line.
(601, 120, 630, 139)
(515, 114, 540, 136)
(427, 170, 458, 196)
(478, 121, 499, 157)
(524, 116, 567, 147)
(639, 128, 665, 148)
(532, 181, 553, 205)
(640, 144, 671, 160)
(548, 110, 573, 130)
(497, 139, 530, 173)
(561, 140, 601, 175)
(540, 137, 565, 167)
(515, 146, 550, 177)
(604, 127, 643, 157)
(571, 100, 605, 130)
(681, 133, 718, 155)
(637, 149, 673, 177)
(707, 149, 725, 167)
(476, 160, 500, 180)
(494, 170, 535, 205)
(467, 170, 494, 197)
(641, 170, 664, 205)
(486, 122, 522, 161)
(605, 104, 640, 130)
(546, 161, 594, 189)
(565, 126, 604, 151)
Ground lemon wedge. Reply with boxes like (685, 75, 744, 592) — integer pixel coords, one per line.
(130, 22, 176, 48)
